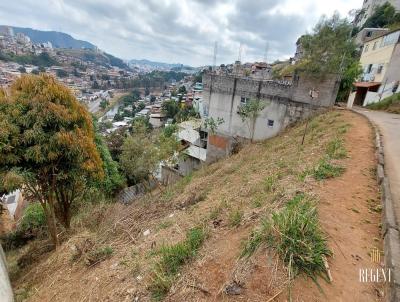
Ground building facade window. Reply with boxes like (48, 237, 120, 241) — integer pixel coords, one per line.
(267, 119, 274, 128)
(377, 64, 384, 74)
(372, 41, 378, 50)
(364, 44, 369, 52)
(240, 96, 248, 104)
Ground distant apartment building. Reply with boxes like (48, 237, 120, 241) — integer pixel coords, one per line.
(348, 29, 400, 107)
(354, 0, 400, 27)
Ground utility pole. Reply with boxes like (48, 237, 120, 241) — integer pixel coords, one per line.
(237, 42, 243, 62)
(213, 41, 218, 72)
(301, 89, 319, 145)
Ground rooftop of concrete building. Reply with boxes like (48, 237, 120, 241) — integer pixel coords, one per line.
(363, 28, 400, 43)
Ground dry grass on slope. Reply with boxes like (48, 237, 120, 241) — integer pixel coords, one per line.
(12, 110, 354, 302)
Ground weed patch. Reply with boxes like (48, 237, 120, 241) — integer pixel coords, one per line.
(242, 194, 331, 282)
(228, 210, 243, 227)
(85, 246, 113, 266)
(326, 137, 347, 159)
(150, 227, 206, 300)
(313, 158, 345, 180)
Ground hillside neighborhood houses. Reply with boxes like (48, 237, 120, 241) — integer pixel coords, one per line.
(1, 0, 400, 226)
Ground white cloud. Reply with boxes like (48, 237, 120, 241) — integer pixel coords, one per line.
(0, 0, 362, 66)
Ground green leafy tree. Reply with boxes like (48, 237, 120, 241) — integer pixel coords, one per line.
(238, 99, 267, 141)
(175, 106, 200, 123)
(100, 99, 109, 110)
(292, 13, 361, 102)
(163, 124, 178, 138)
(295, 13, 357, 76)
(0, 75, 103, 247)
(120, 120, 158, 185)
(132, 89, 141, 100)
(105, 127, 126, 160)
(137, 102, 146, 112)
(161, 99, 180, 119)
(92, 132, 126, 196)
(362, 2, 400, 29)
(120, 94, 135, 107)
(178, 85, 187, 94)
(113, 112, 124, 121)
(336, 60, 363, 102)
(120, 119, 179, 185)
(203, 117, 224, 134)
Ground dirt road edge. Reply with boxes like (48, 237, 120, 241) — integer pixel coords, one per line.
(351, 108, 400, 301)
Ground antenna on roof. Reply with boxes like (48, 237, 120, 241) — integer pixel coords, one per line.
(263, 42, 269, 64)
(213, 41, 218, 71)
(238, 42, 243, 62)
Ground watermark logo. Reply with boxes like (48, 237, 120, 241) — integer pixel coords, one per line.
(359, 247, 391, 283)
(370, 247, 382, 263)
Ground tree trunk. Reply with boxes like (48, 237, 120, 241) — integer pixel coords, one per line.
(62, 204, 71, 229)
(41, 200, 59, 248)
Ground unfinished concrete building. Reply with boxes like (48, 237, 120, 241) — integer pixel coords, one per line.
(202, 72, 340, 161)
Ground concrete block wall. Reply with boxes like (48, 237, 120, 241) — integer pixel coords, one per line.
(291, 73, 340, 107)
(202, 72, 338, 141)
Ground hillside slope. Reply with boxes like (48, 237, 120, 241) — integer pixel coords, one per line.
(6, 26, 95, 49)
(9, 110, 383, 301)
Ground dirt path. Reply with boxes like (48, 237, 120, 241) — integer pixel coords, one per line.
(288, 110, 383, 301)
(353, 108, 400, 226)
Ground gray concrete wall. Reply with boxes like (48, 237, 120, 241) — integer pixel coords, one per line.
(161, 165, 183, 186)
(178, 156, 201, 176)
(203, 73, 338, 141)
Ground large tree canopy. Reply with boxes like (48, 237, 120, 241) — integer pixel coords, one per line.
(297, 13, 358, 76)
(362, 2, 400, 29)
(0, 74, 103, 246)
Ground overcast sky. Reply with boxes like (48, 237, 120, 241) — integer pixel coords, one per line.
(0, 0, 361, 66)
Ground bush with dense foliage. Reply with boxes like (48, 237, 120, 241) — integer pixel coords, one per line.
(0, 74, 103, 246)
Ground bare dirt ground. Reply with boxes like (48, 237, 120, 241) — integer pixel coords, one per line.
(9, 110, 383, 302)
(289, 111, 383, 301)
(166, 111, 383, 302)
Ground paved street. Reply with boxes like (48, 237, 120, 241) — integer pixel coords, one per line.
(355, 108, 400, 224)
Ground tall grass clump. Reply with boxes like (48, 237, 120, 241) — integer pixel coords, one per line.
(242, 194, 331, 282)
(267, 194, 331, 280)
(150, 227, 206, 300)
(313, 158, 345, 180)
(326, 137, 347, 159)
